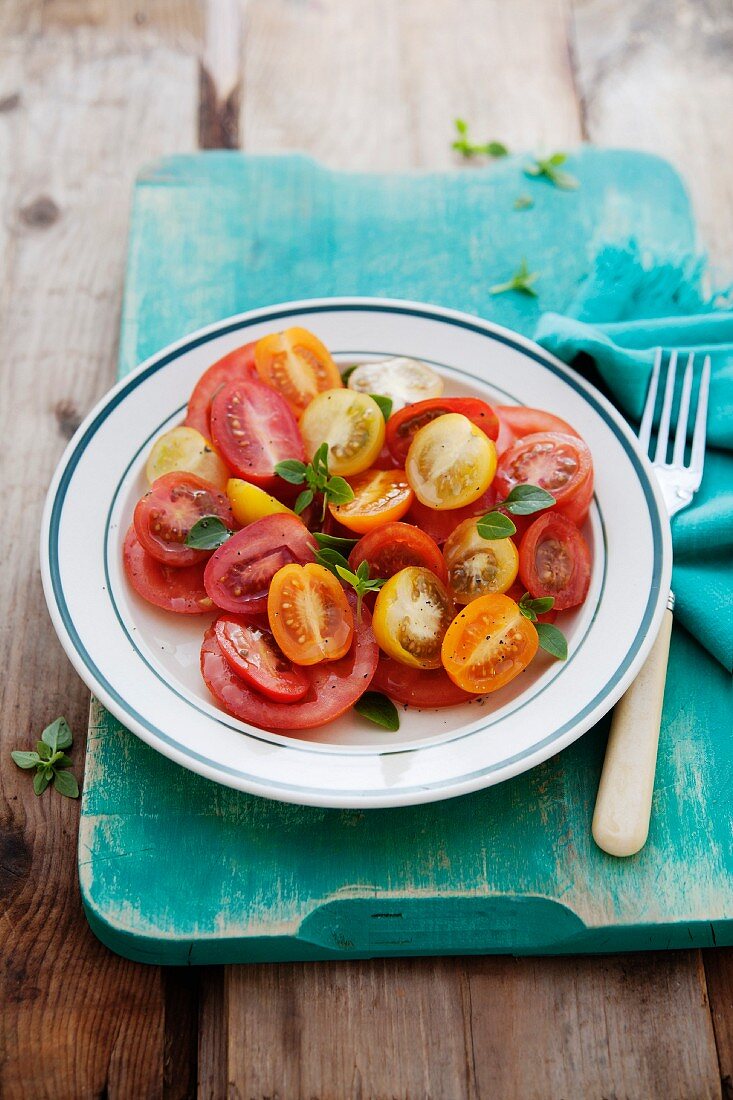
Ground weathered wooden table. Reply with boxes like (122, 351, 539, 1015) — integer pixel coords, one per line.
(1, 2, 732, 1097)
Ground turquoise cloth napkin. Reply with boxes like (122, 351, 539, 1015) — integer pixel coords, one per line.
(536, 308, 733, 671)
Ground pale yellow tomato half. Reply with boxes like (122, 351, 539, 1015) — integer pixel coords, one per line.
(372, 566, 454, 669)
(405, 413, 497, 510)
(145, 425, 230, 490)
(299, 389, 386, 477)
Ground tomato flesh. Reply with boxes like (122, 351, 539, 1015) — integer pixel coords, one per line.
(185, 342, 258, 440)
(386, 397, 499, 464)
(493, 431, 594, 526)
(441, 594, 539, 694)
(442, 518, 519, 604)
(254, 328, 342, 416)
(204, 513, 316, 615)
(372, 566, 455, 669)
(329, 469, 413, 534)
(200, 595, 378, 731)
(123, 526, 213, 614)
(348, 522, 448, 584)
(268, 563, 354, 665)
(518, 512, 591, 610)
(299, 389, 385, 477)
(210, 377, 305, 487)
(133, 472, 234, 568)
(406, 413, 497, 510)
(371, 655, 477, 708)
(214, 614, 309, 701)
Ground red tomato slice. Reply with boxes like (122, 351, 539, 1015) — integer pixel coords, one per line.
(133, 472, 234, 567)
(386, 397, 499, 464)
(210, 378, 305, 487)
(518, 512, 591, 610)
(371, 654, 477, 708)
(123, 526, 213, 614)
(204, 513, 316, 615)
(348, 522, 448, 584)
(406, 485, 497, 545)
(505, 583, 558, 623)
(201, 596, 378, 730)
(496, 405, 580, 443)
(493, 431, 594, 526)
(214, 614, 309, 701)
(185, 342, 258, 440)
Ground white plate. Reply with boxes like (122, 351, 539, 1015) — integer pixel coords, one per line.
(41, 298, 671, 808)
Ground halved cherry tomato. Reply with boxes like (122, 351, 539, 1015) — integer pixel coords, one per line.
(226, 478, 293, 526)
(442, 518, 519, 604)
(386, 397, 499, 464)
(254, 328, 342, 416)
(214, 614, 309, 701)
(348, 522, 448, 584)
(347, 357, 443, 412)
(441, 594, 539, 694)
(493, 431, 594, 526)
(299, 389, 385, 477)
(371, 654, 477, 708)
(268, 563, 354, 665)
(146, 426, 231, 490)
(200, 593, 378, 731)
(406, 413, 497, 510)
(372, 566, 454, 669)
(518, 512, 591, 610)
(185, 342, 258, 440)
(210, 378, 305, 487)
(133, 472, 234, 568)
(329, 469, 413, 534)
(506, 583, 557, 623)
(406, 485, 497, 545)
(204, 513, 316, 615)
(123, 526, 213, 614)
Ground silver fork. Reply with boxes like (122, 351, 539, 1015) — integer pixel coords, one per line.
(592, 349, 711, 857)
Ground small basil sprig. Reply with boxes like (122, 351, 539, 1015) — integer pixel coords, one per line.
(452, 118, 508, 159)
(11, 717, 79, 798)
(185, 515, 232, 550)
(275, 443, 355, 521)
(490, 257, 539, 298)
(315, 546, 385, 620)
(354, 692, 400, 732)
(370, 394, 393, 421)
(476, 485, 556, 540)
(517, 593, 568, 661)
(524, 152, 578, 190)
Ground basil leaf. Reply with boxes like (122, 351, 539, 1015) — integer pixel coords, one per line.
(503, 484, 555, 515)
(53, 770, 80, 799)
(520, 594, 555, 616)
(370, 394, 393, 422)
(518, 605, 537, 622)
(11, 750, 41, 770)
(313, 443, 329, 474)
(354, 692, 400, 732)
(54, 753, 74, 769)
(486, 141, 508, 157)
(37, 741, 52, 760)
(274, 459, 307, 484)
(536, 623, 568, 661)
(33, 770, 51, 796)
(42, 716, 72, 752)
(314, 532, 358, 552)
(315, 548, 351, 575)
(294, 489, 314, 515)
(335, 564, 360, 587)
(476, 512, 516, 540)
(327, 477, 355, 506)
(185, 516, 232, 550)
(341, 364, 358, 384)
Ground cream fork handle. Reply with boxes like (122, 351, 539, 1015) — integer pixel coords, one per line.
(592, 608, 674, 857)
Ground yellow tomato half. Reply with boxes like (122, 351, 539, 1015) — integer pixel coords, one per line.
(145, 426, 230, 490)
(442, 518, 519, 604)
(405, 413, 497, 510)
(372, 566, 454, 669)
(299, 389, 386, 477)
(226, 478, 293, 526)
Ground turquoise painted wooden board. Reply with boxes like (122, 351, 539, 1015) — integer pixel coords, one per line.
(79, 151, 733, 963)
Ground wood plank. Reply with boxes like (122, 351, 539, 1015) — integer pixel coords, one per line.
(571, 0, 733, 283)
(0, 2, 200, 1097)
(706, 949, 733, 1100)
(241, 0, 583, 167)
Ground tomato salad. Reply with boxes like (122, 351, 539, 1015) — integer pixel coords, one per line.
(123, 330, 594, 732)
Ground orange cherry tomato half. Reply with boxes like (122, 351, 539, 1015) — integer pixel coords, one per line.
(386, 397, 499, 464)
(493, 431, 594, 526)
(268, 563, 354, 665)
(518, 512, 591, 611)
(254, 327, 342, 416)
(441, 593, 539, 694)
(329, 469, 414, 534)
(348, 521, 448, 584)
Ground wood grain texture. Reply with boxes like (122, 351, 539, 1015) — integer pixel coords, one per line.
(0, 1, 199, 1096)
(571, 0, 733, 284)
(707, 949, 733, 1100)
